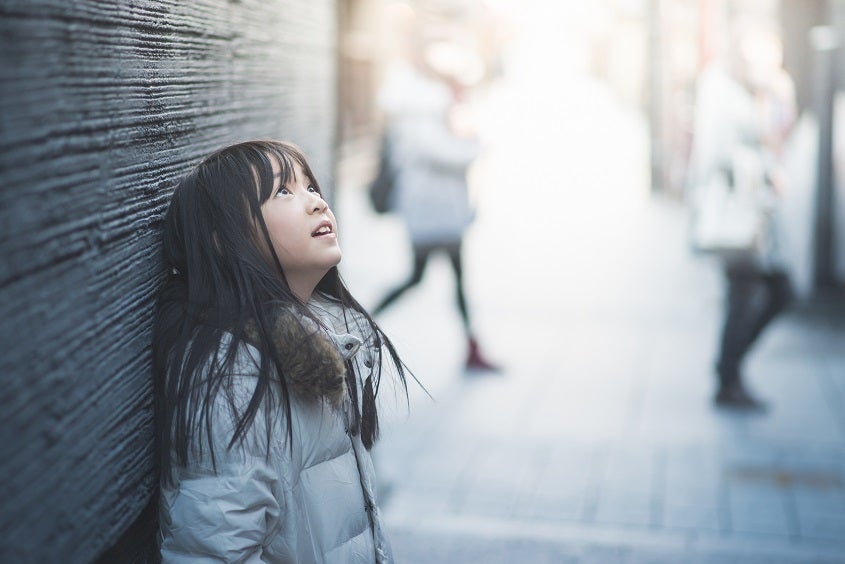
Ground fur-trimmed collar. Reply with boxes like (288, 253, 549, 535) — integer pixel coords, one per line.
(244, 309, 348, 409)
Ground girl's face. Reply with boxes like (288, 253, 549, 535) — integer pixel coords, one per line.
(260, 157, 341, 299)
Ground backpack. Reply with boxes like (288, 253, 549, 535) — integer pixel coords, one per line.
(368, 135, 396, 214)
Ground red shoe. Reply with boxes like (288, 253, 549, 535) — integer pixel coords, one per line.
(465, 338, 502, 373)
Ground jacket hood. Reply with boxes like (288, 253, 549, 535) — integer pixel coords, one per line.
(244, 308, 348, 409)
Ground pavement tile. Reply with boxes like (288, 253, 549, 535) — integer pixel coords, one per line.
(728, 500, 792, 537)
(796, 509, 845, 543)
(385, 491, 451, 517)
(533, 470, 594, 496)
(594, 496, 655, 528)
(664, 481, 721, 508)
(522, 497, 587, 522)
(793, 488, 845, 516)
(661, 503, 722, 532)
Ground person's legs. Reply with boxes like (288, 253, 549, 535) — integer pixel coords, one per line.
(445, 242, 471, 333)
(714, 263, 767, 409)
(716, 266, 758, 384)
(373, 245, 432, 316)
(740, 270, 792, 353)
(445, 243, 501, 373)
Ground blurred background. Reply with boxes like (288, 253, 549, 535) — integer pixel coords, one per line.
(337, 0, 844, 300)
(1, 0, 843, 562)
(334, 1, 845, 562)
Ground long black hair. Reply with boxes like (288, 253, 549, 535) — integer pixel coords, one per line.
(153, 140, 409, 485)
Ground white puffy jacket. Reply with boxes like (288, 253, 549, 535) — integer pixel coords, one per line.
(378, 61, 480, 246)
(159, 300, 391, 563)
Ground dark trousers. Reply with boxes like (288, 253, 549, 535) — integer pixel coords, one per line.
(716, 263, 792, 385)
(374, 242, 471, 334)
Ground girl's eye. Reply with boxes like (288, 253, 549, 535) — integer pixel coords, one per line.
(275, 187, 290, 198)
(308, 185, 321, 195)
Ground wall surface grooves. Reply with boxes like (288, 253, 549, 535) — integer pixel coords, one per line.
(0, 0, 338, 561)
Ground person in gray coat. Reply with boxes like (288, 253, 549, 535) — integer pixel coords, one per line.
(373, 35, 500, 373)
(153, 140, 410, 562)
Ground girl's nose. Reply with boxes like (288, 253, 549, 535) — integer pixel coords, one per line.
(308, 192, 328, 213)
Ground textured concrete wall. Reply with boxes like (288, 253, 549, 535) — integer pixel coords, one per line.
(0, 1, 337, 561)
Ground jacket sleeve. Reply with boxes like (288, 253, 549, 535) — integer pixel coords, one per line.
(160, 371, 285, 563)
(160, 457, 282, 563)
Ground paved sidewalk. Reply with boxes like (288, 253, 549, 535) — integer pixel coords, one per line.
(335, 66, 845, 562)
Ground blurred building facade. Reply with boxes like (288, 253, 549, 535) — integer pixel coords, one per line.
(336, 0, 507, 163)
(642, 0, 845, 295)
(337, 0, 844, 295)
(0, 1, 338, 561)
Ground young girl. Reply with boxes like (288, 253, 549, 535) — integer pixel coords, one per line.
(153, 140, 408, 563)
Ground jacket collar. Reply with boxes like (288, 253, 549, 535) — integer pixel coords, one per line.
(244, 306, 359, 409)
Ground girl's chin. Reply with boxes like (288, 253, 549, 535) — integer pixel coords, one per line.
(321, 254, 342, 272)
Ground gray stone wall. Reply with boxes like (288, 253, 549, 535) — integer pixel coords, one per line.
(0, 1, 338, 561)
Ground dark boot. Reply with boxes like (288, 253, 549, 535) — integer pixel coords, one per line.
(465, 337, 501, 373)
(714, 370, 767, 412)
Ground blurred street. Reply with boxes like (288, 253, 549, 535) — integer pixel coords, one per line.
(336, 33, 845, 564)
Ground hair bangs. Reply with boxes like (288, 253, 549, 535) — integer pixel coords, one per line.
(248, 141, 313, 203)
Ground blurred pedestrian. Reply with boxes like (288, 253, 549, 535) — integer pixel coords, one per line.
(154, 140, 409, 562)
(373, 30, 500, 374)
(688, 22, 796, 410)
